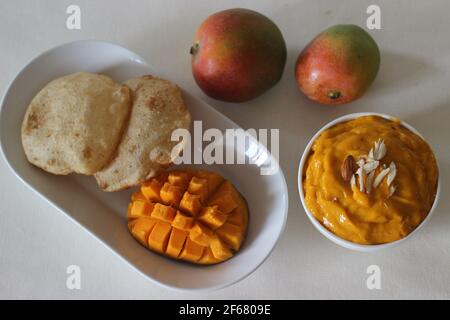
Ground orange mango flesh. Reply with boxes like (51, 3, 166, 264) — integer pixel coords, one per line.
(128, 170, 249, 264)
(303, 115, 439, 244)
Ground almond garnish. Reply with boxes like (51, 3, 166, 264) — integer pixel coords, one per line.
(347, 139, 397, 197)
(387, 162, 396, 186)
(368, 148, 374, 160)
(388, 185, 396, 198)
(356, 167, 365, 193)
(357, 158, 365, 168)
(366, 171, 375, 194)
(373, 139, 387, 160)
(363, 160, 379, 173)
(341, 155, 356, 182)
(373, 167, 390, 188)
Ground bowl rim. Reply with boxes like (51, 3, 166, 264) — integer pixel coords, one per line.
(0, 39, 290, 291)
(297, 112, 441, 252)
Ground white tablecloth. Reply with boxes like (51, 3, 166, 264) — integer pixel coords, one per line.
(1, 0, 449, 299)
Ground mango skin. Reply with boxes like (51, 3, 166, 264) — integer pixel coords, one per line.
(295, 24, 380, 105)
(191, 8, 287, 103)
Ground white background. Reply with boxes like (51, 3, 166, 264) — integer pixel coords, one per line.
(1, 0, 449, 299)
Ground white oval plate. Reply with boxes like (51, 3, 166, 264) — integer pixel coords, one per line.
(0, 40, 288, 291)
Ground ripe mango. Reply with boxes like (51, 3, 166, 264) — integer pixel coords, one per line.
(295, 24, 380, 105)
(127, 170, 249, 265)
(191, 8, 287, 102)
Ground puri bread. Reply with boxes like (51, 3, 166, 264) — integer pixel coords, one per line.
(94, 75, 192, 192)
(21, 72, 131, 175)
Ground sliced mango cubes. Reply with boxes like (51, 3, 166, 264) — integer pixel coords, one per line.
(127, 170, 249, 264)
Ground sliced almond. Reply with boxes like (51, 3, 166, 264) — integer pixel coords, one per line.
(363, 160, 379, 173)
(373, 168, 390, 188)
(368, 148, 374, 160)
(357, 158, 365, 168)
(366, 171, 375, 194)
(388, 185, 396, 198)
(356, 167, 365, 193)
(341, 155, 356, 182)
(350, 174, 356, 189)
(373, 139, 387, 160)
(387, 162, 396, 186)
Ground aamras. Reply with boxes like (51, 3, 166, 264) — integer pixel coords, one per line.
(302, 115, 438, 245)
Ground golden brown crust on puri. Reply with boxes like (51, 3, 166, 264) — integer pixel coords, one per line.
(94, 75, 192, 192)
(21, 72, 132, 175)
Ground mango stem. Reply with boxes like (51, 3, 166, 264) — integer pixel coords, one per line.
(190, 43, 200, 55)
(328, 90, 341, 100)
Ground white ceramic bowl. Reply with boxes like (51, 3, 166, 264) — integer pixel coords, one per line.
(0, 40, 289, 291)
(298, 112, 440, 252)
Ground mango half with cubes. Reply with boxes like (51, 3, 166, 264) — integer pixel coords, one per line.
(127, 170, 249, 264)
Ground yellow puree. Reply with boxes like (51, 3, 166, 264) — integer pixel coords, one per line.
(303, 116, 438, 244)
